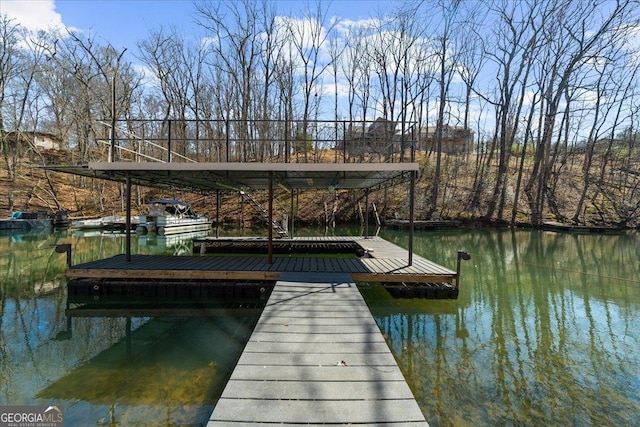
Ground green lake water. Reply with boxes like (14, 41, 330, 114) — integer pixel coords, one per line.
(0, 227, 638, 426)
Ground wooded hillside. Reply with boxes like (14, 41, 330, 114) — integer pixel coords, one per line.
(1, 1, 639, 228)
(2, 145, 638, 229)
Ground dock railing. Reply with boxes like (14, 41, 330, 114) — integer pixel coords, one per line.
(97, 118, 417, 164)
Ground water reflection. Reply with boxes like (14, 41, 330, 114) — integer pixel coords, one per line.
(2, 227, 639, 426)
(372, 228, 640, 426)
(37, 314, 258, 427)
(138, 230, 210, 255)
(0, 229, 260, 426)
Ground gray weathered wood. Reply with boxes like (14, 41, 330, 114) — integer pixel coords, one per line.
(207, 272, 429, 426)
(67, 236, 456, 284)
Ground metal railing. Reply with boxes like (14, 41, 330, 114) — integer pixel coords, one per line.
(97, 118, 417, 164)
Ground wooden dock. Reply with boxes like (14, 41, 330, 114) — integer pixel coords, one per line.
(207, 272, 429, 426)
(66, 236, 456, 285)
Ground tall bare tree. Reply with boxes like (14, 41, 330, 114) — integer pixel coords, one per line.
(524, 0, 635, 225)
(196, 0, 263, 162)
(0, 16, 24, 180)
(426, 0, 463, 218)
(285, 2, 338, 162)
(482, 0, 545, 221)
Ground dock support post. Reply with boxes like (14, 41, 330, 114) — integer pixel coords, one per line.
(290, 189, 295, 238)
(216, 189, 220, 238)
(125, 174, 132, 262)
(268, 175, 273, 263)
(456, 250, 471, 289)
(364, 189, 370, 238)
(408, 170, 415, 266)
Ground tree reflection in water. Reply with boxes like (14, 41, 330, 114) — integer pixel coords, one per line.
(368, 229, 640, 426)
(1, 228, 639, 426)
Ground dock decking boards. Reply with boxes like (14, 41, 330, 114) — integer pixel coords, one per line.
(207, 272, 429, 426)
(66, 236, 456, 284)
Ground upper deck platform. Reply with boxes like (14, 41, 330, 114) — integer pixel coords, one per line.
(46, 161, 418, 193)
(44, 118, 420, 193)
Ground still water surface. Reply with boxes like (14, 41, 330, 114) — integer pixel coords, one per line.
(1, 227, 638, 426)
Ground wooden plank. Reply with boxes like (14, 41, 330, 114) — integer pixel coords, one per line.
(249, 331, 386, 344)
(255, 316, 379, 326)
(227, 364, 407, 381)
(219, 379, 416, 400)
(210, 397, 427, 425)
(207, 272, 428, 426)
(236, 351, 398, 367)
(241, 340, 391, 354)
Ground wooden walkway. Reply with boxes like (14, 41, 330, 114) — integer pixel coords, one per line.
(207, 272, 429, 426)
(66, 236, 456, 284)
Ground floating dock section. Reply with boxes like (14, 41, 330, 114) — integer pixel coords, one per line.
(208, 272, 429, 426)
(65, 236, 459, 299)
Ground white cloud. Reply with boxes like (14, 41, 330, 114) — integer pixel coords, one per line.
(133, 63, 160, 88)
(0, 0, 65, 33)
(334, 17, 381, 39)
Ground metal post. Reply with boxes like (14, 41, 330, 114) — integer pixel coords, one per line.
(408, 170, 415, 266)
(290, 189, 295, 238)
(284, 118, 289, 163)
(343, 121, 347, 162)
(268, 176, 274, 263)
(109, 76, 116, 162)
(365, 189, 370, 238)
(125, 175, 132, 262)
(216, 189, 220, 238)
(167, 119, 172, 162)
(240, 191, 244, 229)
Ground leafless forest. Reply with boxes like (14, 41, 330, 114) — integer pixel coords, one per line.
(2, 0, 640, 228)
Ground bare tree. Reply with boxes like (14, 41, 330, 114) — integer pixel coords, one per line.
(524, 0, 635, 225)
(482, 0, 546, 221)
(285, 1, 338, 162)
(426, 0, 463, 218)
(138, 27, 200, 160)
(0, 15, 24, 180)
(196, 0, 263, 162)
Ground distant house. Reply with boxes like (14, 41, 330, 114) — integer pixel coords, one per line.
(342, 119, 474, 158)
(3, 131, 62, 151)
(417, 125, 474, 154)
(343, 118, 402, 159)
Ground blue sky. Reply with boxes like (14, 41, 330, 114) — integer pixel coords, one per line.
(2, 0, 394, 51)
(2, 0, 481, 130)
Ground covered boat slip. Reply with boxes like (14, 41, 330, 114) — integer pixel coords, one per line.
(48, 160, 453, 425)
(47, 161, 426, 265)
(208, 272, 429, 426)
(54, 160, 459, 288)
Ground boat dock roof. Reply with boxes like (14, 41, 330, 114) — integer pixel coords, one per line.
(46, 161, 418, 191)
